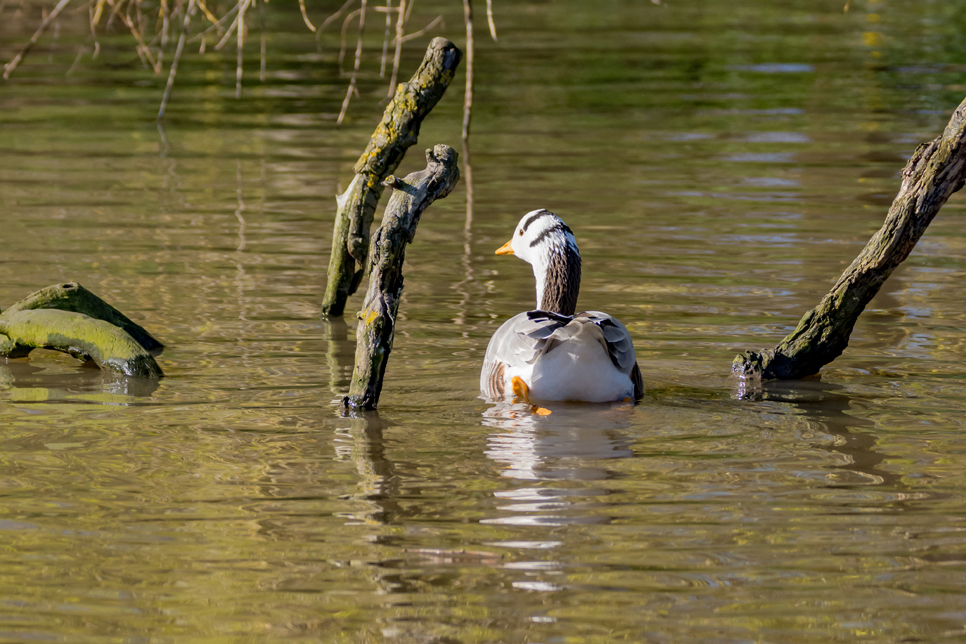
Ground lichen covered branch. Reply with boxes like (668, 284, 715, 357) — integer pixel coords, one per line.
(734, 95, 966, 380)
(0, 282, 164, 378)
(321, 37, 462, 317)
(344, 144, 460, 410)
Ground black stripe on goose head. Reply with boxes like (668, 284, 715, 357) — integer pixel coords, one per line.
(529, 221, 574, 248)
(521, 209, 555, 233)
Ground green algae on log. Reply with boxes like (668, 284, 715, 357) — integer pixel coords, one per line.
(344, 144, 460, 410)
(734, 95, 966, 380)
(0, 309, 163, 379)
(3, 281, 163, 352)
(321, 37, 463, 318)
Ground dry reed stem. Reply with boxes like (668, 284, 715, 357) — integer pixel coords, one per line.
(259, 0, 265, 82)
(158, 0, 195, 119)
(236, 0, 248, 97)
(485, 0, 496, 40)
(338, 0, 367, 125)
(92, 0, 106, 25)
(462, 0, 472, 142)
(379, 0, 392, 76)
(3, 0, 72, 80)
(395, 14, 442, 45)
(338, 8, 362, 71)
(298, 0, 316, 31)
(386, 0, 406, 97)
(195, 0, 221, 32)
(318, 0, 358, 36)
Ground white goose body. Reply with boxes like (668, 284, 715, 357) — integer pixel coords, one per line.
(480, 209, 643, 404)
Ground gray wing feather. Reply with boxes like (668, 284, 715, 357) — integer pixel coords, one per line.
(576, 311, 637, 374)
(481, 310, 640, 398)
(480, 312, 568, 397)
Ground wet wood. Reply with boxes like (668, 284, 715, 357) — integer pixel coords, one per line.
(0, 282, 164, 378)
(322, 37, 462, 317)
(344, 144, 460, 410)
(734, 95, 966, 380)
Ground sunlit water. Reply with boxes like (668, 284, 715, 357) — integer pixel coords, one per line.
(2, 0, 966, 641)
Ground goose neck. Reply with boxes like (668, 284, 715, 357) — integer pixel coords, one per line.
(534, 245, 581, 316)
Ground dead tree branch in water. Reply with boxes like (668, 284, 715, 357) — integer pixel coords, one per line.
(344, 145, 460, 410)
(0, 282, 164, 378)
(321, 37, 462, 317)
(734, 95, 966, 381)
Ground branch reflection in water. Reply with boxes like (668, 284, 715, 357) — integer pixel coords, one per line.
(333, 408, 403, 526)
(0, 359, 160, 404)
(734, 377, 901, 488)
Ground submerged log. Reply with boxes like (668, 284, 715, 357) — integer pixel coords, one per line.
(0, 282, 164, 378)
(322, 37, 463, 317)
(3, 281, 163, 352)
(734, 96, 966, 380)
(0, 310, 163, 378)
(344, 144, 460, 410)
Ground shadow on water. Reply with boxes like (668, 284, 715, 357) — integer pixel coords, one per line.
(0, 358, 161, 403)
(735, 377, 902, 488)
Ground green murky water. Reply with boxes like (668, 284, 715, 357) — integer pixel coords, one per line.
(2, 0, 966, 641)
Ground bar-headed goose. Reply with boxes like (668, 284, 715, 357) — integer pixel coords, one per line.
(480, 209, 643, 406)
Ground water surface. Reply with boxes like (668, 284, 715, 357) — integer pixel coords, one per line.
(2, 0, 966, 641)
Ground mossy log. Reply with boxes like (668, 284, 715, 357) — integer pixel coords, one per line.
(344, 144, 460, 410)
(3, 281, 163, 352)
(0, 310, 163, 379)
(321, 37, 463, 318)
(734, 95, 966, 380)
(0, 282, 164, 378)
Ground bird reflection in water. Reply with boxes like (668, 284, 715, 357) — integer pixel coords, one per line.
(482, 401, 636, 533)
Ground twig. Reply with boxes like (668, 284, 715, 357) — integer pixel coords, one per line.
(462, 0, 473, 142)
(485, 0, 497, 40)
(298, 0, 316, 31)
(380, 0, 392, 76)
(236, 0, 249, 98)
(214, 0, 249, 50)
(338, 8, 362, 72)
(91, 0, 106, 26)
(338, 0, 367, 125)
(65, 46, 86, 76)
(318, 0, 358, 35)
(395, 15, 443, 45)
(386, 0, 406, 97)
(259, 0, 266, 82)
(3, 0, 73, 80)
(158, 0, 196, 120)
(195, 0, 222, 33)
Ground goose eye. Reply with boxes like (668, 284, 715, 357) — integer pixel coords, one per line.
(518, 229, 523, 236)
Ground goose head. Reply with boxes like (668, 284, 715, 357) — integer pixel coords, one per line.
(496, 209, 582, 316)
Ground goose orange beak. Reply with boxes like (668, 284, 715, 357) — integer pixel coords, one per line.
(495, 240, 514, 255)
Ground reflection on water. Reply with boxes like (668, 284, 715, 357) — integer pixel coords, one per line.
(735, 378, 901, 487)
(483, 401, 634, 481)
(0, 359, 160, 403)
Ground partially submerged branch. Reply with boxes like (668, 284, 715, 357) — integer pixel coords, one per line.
(734, 96, 966, 381)
(321, 37, 462, 317)
(0, 282, 164, 379)
(0, 310, 163, 379)
(4, 281, 163, 353)
(344, 144, 460, 410)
